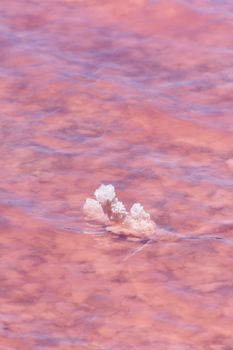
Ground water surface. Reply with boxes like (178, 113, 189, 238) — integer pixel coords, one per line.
(0, 0, 233, 349)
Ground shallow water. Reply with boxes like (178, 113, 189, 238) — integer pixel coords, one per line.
(0, 0, 233, 349)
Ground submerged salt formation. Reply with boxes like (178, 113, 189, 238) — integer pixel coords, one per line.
(83, 184, 157, 239)
(94, 184, 128, 222)
(83, 197, 108, 223)
(123, 203, 156, 235)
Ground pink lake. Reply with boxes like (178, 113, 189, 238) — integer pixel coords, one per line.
(0, 0, 233, 349)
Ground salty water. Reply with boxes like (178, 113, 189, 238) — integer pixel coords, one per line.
(0, 0, 233, 349)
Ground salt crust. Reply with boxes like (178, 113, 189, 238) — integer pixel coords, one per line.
(83, 198, 108, 223)
(94, 184, 116, 204)
(84, 184, 157, 238)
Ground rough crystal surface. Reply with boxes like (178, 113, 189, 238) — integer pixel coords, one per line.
(94, 184, 116, 204)
(84, 184, 156, 238)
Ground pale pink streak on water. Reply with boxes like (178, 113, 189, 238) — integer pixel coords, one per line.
(0, 0, 233, 349)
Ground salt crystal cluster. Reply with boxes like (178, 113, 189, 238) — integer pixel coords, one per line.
(111, 200, 127, 220)
(94, 184, 116, 204)
(83, 197, 108, 223)
(130, 203, 151, 221)
(83, 184, 156, 239)
(122, 202, 156, 237)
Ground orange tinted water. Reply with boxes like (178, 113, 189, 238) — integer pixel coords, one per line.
(0, 1, 233, 349)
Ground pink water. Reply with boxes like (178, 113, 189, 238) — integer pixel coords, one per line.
(0, 1, 233, 349)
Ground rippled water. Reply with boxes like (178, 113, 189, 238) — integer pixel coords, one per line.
(1, 1, 233, 349)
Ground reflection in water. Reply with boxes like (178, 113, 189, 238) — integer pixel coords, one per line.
(0, 0, 233, 349)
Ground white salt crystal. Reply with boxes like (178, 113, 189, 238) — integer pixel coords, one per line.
(130, 203, 150, 221)
(83, 198, 108, 223)
(119, 202, 156, 237)
(123, 215, 156, 236)
(94, 184, 116, 204)
(110, 199, 128, 220)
